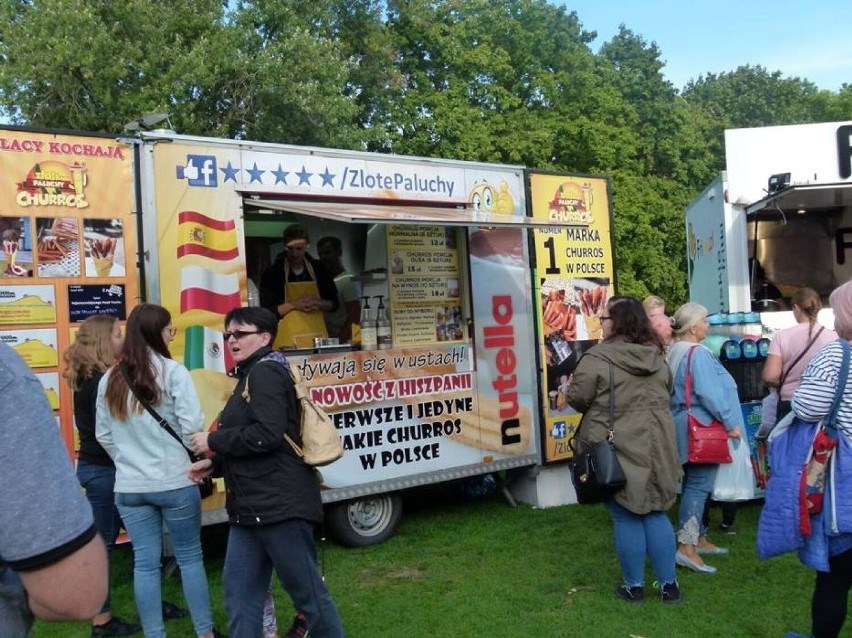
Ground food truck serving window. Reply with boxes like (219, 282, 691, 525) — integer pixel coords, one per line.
(241, 198, 490, 350)
(745, 183, 852, 302)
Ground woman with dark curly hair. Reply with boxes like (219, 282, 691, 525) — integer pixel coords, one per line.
(567, 296, 683, 604)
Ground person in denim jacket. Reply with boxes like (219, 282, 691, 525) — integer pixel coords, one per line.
(666, 303, 743, 574)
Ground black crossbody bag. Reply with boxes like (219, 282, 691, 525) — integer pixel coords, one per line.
(570, 364, 627, 504)
(119, 364, 214, 499)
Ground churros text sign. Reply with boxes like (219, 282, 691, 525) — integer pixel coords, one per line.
(529, 172, 615, 464)
(290, 344, 530, 485)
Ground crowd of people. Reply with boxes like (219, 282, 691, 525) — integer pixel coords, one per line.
(1, 302, 346, 638)
(566, 286, 852, 638)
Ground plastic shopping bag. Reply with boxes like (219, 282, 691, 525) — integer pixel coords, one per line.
(712, 440, 755, 502)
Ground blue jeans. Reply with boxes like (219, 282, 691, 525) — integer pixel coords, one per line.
(117, 486, 213, 638)
(77, 460, 120, 614)
(223, 519, 345, 638)
(605, 500, 677, 587)
(678, 463, 719, 545)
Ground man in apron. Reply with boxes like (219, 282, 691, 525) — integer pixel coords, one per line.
(259, 224, 339, 349)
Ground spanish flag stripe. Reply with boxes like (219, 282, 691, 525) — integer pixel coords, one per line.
(177, 244, 239, 260)
(178, 210, 236, 232)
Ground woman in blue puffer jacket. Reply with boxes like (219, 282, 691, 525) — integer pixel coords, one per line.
(783, 280, 852, 638)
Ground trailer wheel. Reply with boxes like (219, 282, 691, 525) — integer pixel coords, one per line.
(326, 493, 403, 547)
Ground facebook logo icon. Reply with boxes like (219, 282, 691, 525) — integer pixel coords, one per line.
(176, 155, 218, 187)
(551, 421, 567, 439)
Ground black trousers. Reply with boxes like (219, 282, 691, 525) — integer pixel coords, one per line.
(812, 547, 852, 638)
(702, 498, 738, 527)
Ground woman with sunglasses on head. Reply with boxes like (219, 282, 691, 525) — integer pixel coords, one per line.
(567, 296, 683, 604)
(96, 304, 223, 638)
(189, 306, 345, 638)
(64, 315, 141, 637)
(667, 302, 743, 574)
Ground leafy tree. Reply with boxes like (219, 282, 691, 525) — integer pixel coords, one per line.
(0, 0, 361, 145)
(681, 64, 838, 171)
(231, 0, 395, 147)
(384, 0, 635, 171)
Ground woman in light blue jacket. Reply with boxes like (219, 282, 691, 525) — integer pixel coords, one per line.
(96, 304, 222, 638)
(666, 303, 743, 574)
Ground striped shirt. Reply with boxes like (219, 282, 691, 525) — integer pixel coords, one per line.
(792, 339, 852, 440)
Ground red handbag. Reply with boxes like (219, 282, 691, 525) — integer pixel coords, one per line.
(684, 347, 733, 464)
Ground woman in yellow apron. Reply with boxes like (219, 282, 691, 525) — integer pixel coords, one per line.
(258, 225, 339, 349)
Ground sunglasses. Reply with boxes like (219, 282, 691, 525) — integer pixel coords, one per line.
(224, 329, 262, 341)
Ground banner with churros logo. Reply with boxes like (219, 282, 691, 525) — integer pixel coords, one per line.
(529, 172, 615, 463)
(0, 128, 136, 455)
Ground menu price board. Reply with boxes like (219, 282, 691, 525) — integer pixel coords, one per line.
(387, 225, 463, 345)
(0, 284, 57, 324)
(0, 328, 59, 368)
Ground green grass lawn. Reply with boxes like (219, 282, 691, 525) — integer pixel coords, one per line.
(33, 485, 816, 637)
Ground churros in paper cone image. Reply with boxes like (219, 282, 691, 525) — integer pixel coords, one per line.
(90, 239, 117, 276)
(578, 282, 609, 341)
(83, 219, 125, 277)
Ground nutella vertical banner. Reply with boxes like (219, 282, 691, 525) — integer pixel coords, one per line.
(468, 227, 538, 460)
(529, 172, 615, 464)
(0, 129, 136, 455)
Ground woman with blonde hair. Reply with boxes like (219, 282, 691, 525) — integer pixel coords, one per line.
(64, 315, 139, 637)
(667, 302, 743, 573)
(96, 304, 223, 638)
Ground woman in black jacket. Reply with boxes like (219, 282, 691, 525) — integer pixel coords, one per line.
(189, 306, 345, 638)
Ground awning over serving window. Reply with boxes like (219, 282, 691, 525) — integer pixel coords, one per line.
(746, 182, 852, 218)
(244, 198, 578, 227)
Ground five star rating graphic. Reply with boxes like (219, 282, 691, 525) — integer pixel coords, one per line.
(207, 159, 338, 188)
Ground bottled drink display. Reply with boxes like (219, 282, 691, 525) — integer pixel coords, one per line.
(375, 295, 392, 350)
(360, 295, 377, 351)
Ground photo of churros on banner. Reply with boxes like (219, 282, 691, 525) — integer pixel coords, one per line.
(576, 277, 609, 341)
(0, 216, 34, 278)
(36, 217, 80, 278)
(84, 218, 125, 277)
(540, 278, 610, 345)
